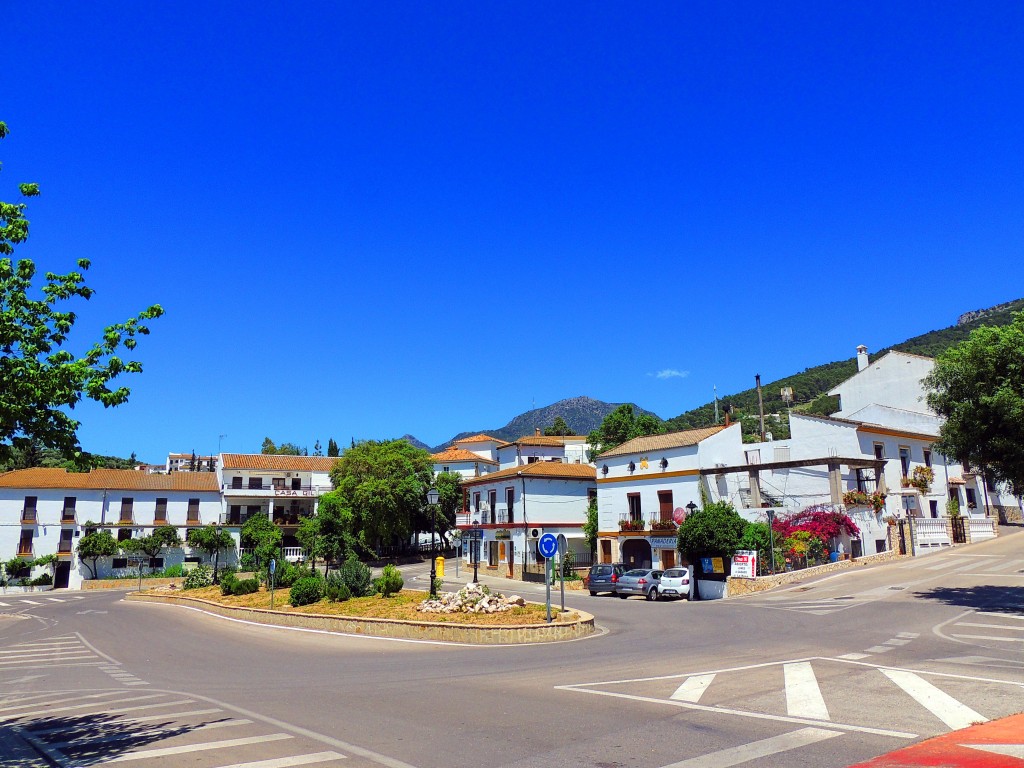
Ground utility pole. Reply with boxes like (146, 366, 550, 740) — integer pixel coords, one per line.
(756, 374, 766, 441)
(714, 385, 719, 424)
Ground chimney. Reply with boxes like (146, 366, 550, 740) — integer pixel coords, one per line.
(535, 427, 541, 436)
(857, 345, 869, 372)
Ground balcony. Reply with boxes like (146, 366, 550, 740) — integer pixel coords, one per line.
(57, 540, 73, 554)
(21, 508, 37, 524)
(223, 484, 329, 498)
(618, 514, 646, 532)
(61, 510, 77, 524)
(17, 544, 34, 557)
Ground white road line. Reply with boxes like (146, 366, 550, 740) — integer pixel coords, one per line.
(963, 744, 1024, 758)
(958, 622, 1024, 632)
(101, 733, 293, 762)
(0, 691, 118, 712)
(897, 632, 920, 639)
(977, 612, 1024, 621)
(212, 752, 348, 768)
(98, 698, 197, 716)
(881, 668, 987, 730)
(1, 646, 86, 656)
(0, 654, 96, 666)
(671, 674, 716, 703)
(864, 646, 894, 653)
(18, 599, 42, 605)
(67, 595, 86, 599)
(44, 598, 64, 602)
(47, 719, 254, 748)
(884, 639, 912, 646)
(952, 634, 1024, 643)
(986, 559, 1024, 572)
(0, 601, 9, 606)
(925, 561, 961, 571)
(122, 681, 151, 686)
(837, 653, 869, 660)
(784, 662, 830, 720)
(658, 727, 843, 768)
(0, 693, 166, 720)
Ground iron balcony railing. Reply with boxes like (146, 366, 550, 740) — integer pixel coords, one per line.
(21, 508, 37, 524)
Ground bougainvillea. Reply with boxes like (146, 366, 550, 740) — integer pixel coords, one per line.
(771, 504, 861, 546)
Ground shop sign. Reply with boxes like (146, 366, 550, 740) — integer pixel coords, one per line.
(650, 537, 677, 549)
(731, 550, 757, 578)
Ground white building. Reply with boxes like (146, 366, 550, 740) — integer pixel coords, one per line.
(0, 468, 221, 589)
(166, 452, 217, 472)
(495, 432, 591, 468)
(430, 445, 497, 480)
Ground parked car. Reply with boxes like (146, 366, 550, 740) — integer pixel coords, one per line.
(616, 569, 663, 600)
(658, 567, 691, 600)
(586, 564, 625, 596)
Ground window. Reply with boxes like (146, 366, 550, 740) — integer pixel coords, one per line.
(155, 498, 168, 523)
(187, 498, 200, 523)
(929, 500, 938, 518)
(272, 477, 286, 490)
(62, 497, 76, 522)
(442, 466, 450, 473)
(874, 443, 885, 460)
(488, 490, 497, 524)
(229, 505, 241, 524)
(745, 450, 761, 465)
(22, 496, 37, 523)
(987, 476, 998, 493)
(923, 449, 932, 468)
(899, 447, 911, 477)
(473, 493, 481, 516)
(18, 529, 34, 556)
(658, 490, 673, 522)
(527, 456, 539, 464)
(119, 497, 134, 523)
(248, 477, 263, 490)
(231, 476, 243, 489)
(627, 493, 642, 522)
(505, 487, 515, 524)
(292, 477, 301, 490)
(966, 488, 977, 509)
(112, 558, 129, 569)
(117, 528, 132, 542)
(245, 505, 261, 520)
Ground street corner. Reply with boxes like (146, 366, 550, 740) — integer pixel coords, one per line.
(849, 712, 1024, 767)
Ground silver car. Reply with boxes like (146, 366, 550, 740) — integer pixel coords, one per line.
(616, 569, 663, 600)
(658, 567, 691, 600)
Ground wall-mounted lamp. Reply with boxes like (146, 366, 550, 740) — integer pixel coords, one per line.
(660, 458, 669, 470)
(686, 501, 698, 516)
(601, 465, 608, 476)
(628, 461, 636, 473)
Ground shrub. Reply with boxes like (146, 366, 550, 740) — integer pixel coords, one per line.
(232, 577, 259, 596)
(289, 576, 324, 607)
(161, 563, 184, 578)
(239, 552, 257, 571)
(339, 557, 373, 597)
(375, 564, 403, 597)
(220, 572, 239, 596)
(30, 573, 53, 586)
(268, 558, 302, 588)
(325, 572, 350, 602)
(183, 565, 213, 590)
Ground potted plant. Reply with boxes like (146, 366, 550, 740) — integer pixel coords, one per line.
(911, 466, 933, 493)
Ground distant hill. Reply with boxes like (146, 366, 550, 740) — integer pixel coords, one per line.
(664, 298, 1024, 442)
(400, 434, 432, 452)
(423, 396, 661, 452)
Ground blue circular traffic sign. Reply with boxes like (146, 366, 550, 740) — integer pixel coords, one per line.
(537, 533, 558, 559)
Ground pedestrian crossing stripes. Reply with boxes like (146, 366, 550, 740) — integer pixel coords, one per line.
(0, 594, 86, 607)
(0, 634, 106, 672)
(559, 656, 1024, 742)
(941, 611, 1024, 648)
(4, 690, 351, 767)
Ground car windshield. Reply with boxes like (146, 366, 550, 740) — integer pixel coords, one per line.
(625, 569, 648, 577)
(663, 569, 685, 577)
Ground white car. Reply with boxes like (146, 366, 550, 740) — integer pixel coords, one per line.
(658, 568, 691, 600)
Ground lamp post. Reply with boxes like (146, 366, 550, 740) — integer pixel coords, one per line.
(426, 489, 439, 598)
(685, 501, 698, 518)
(766, 509, 776, 575)
(471, 518, 480, 584)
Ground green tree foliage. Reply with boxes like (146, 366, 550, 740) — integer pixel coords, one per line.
(327, 438, 340, 457)
(543, 416, 576, 436)
(240, 513, 282, 568)
(122, 524, 181, 575)
(76, 525, 119, 579)
(329, 439, 434, 552)
(0, 121, 164, 465)
(583, 497, 599, 554)
(316, 491, 354, 572)
(433, 471, 463, 537)
(0, 443, 137, 472)
(676, 501, 748, 558)
(925, 311, 1024, 495)
(295, 515, 326, 572)
(374, 563, 404, 597)
(338, 555, 373, 597)
(325, 571, 351, 601)
(186, 525, 236, 582)
(289, 576, 324, 607)
(260, 437, 302, 455)
(588, 404, 666, 457)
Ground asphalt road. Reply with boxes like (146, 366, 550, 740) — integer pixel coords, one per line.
(1, 529, 1022, 768)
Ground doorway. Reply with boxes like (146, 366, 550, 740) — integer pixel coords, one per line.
(54, 562, 71, 589)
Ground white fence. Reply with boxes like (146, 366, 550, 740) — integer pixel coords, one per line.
(238, 547, 304, 562)
(967, 518, 997, 541)
(914, 518, 951, 550)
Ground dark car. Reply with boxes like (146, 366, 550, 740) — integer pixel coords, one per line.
(616, 569, 663, 601)
(586, 564, 625, 596)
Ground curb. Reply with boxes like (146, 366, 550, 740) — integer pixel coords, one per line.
(125, 592, 595, 645)
(849, 713, 1024, 766)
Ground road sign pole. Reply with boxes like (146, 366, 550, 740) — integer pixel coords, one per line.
(545, 557, 552, 623)
(557, 534, 567, 614)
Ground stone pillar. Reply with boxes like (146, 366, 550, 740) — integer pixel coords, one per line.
(828, 462, 843, 505)
(748, 470, 762, 508)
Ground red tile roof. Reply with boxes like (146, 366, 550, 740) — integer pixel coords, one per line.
(0, 468, 219, 491)
(462, 462, 596, 485)
(219, 454, 339, 472)
(430, 447, 498, 465)
(453, 434, 505, 445)
(597, 426, 728, 458)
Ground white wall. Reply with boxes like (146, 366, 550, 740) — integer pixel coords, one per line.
(831, 353, 935, 417)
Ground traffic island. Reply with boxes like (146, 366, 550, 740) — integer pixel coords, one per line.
(848, 713, 1024, 767)
(126, 585, 595, 644)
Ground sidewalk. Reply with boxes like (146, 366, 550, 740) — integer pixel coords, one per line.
(849, 713, 1024, 766)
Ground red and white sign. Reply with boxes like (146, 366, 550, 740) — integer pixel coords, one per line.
(731, 550, 757, 578)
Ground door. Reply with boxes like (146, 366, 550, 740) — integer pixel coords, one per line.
(54, 562, 71, 589)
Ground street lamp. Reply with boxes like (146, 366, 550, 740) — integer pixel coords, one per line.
(426, 488, 439, 598)
(685, 501, 698, 518)
(471, 518, 480, 584)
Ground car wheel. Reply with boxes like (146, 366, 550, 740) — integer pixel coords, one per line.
(646, 587, 658, 601)
(589, 590, 597, 596)
(618, 593, 628, 599)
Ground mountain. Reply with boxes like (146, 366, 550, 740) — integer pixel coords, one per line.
(664, 298, 1024, 442)
(400, 434, 432, 452)
(427, 396, 661, 452)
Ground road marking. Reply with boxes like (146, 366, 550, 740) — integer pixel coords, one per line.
(18, 599, 42, 605)
(837, 653, 869, 660)
(963, 743, 1024, 758)
(958, 622, 1024, 632)
(864, 646, 893, 653)
(44, 598, 64, 602)
(670, 674, 716, 703)
(952, 634, 1024, 643)
(102, 733, 293, 762)
(784, 662, 830, 720)
(986, 558, 1024, 572)
(880, 668, 987, 730)
(0, 693, 165, 720)
(884, 639, 912, 646)
(977, 612, 1024, 621)
(897, 632, 919, 639)
(0, 601, 9, 606)
(658, 727, 843, 768)
(213, 753, 348, 768)
(925, 561, 961, 571)
(0, 653, 96, 666)
(47, 718, 255, 749)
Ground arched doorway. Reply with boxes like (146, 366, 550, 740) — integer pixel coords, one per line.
(621, 539, 652, 569)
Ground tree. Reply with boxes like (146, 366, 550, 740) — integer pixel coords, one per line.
(260, 437, 302, 456)
(583, 497, 599, 554)
(313, 440, 322, 456)
(925, 311, 1024, 495)
(295, 515, 326, 573)
(329, 439, 434, 553)
(122, 524, 181, 575)
(677, 501, 747, 558)
(0, 121, 164, 465)
(432, 471, 463, 539)
(544, 417, 576, 436)
(76, 524, 119, 579)
(327, 438, 340, 457)
(587, 404, 666, 457)
(186, 525, 236, 583)
(316, 491, 354, 573)
(239, 513, 282, 568)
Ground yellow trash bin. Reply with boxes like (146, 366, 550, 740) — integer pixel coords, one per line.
(435, 556, 445, 579)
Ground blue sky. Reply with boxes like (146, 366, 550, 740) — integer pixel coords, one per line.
(6, 3, 1023, 461)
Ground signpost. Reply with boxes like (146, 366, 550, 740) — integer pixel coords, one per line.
(537, 533, 558, 622)
(556, 534, 567, 614)
(731, 550, 757, 579)
(469, 525, 483, 583)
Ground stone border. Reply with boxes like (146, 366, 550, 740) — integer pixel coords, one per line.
(125, 592, 595, 644)
(726, 549, 906, 597)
